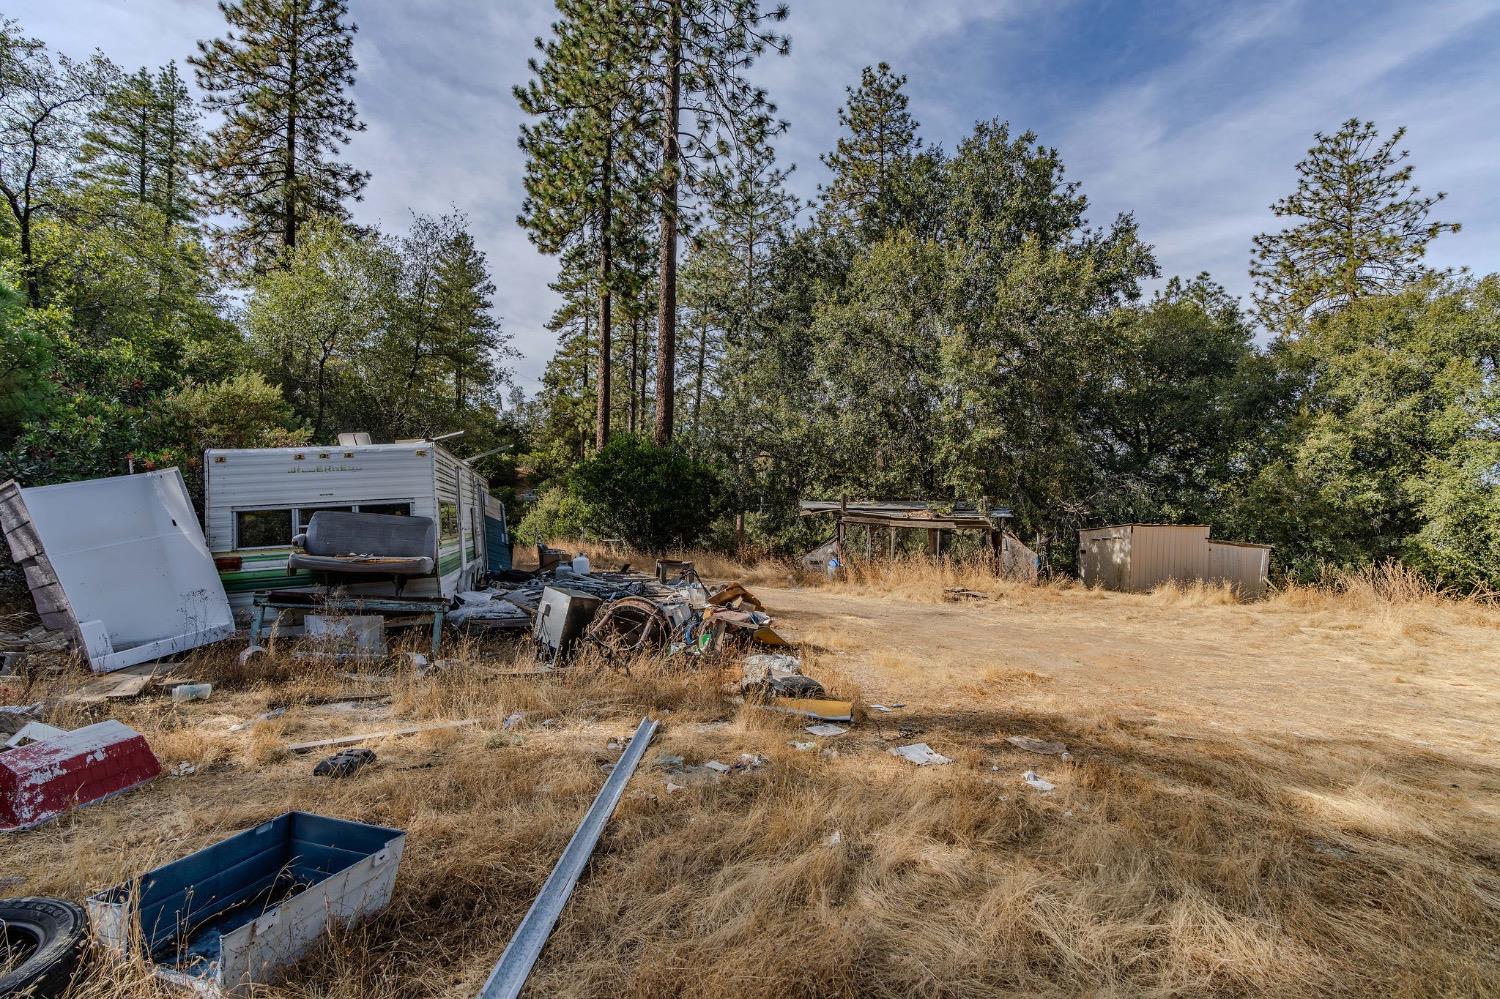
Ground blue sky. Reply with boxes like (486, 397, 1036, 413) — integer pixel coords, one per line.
(14, 0, 1500, 391)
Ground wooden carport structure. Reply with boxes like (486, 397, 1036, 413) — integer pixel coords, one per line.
(799, 499, 1036, 578)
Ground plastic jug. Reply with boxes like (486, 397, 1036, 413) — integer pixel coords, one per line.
(172, 683, 212, 703)
(571, 553, 590, 575)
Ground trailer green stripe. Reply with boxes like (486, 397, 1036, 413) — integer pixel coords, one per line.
(218, 569, 315, 593)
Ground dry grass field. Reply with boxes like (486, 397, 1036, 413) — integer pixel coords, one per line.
(3, 556, 1498, 998)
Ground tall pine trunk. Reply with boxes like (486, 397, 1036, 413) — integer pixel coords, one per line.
(596, 133, 612, 450)
(137, 105, 149, 202)
(628, 314, 639, 434)
(653, 0, 681, 446)
(692, 319, 707, 443)
(283, 9, 300, 253)
(640, 318, 651, 422)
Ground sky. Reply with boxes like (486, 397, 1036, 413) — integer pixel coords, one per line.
(14, 0, 1500, 393)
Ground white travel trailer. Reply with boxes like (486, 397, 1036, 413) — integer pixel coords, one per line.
(203, 439, 509, 619)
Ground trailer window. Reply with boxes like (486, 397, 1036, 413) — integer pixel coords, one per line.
(294, 506, 353, 534)
(439, 503, 459, 543)
(236, 509, 293, 549)
(359, 502, 412, 517)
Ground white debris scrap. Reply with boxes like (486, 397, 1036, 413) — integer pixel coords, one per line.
(805, 723, 847, 738)
(889, 743, 952, 766)
(1022, 770, 1055, 792)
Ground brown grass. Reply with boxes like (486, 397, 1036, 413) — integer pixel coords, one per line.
(3, 557, 1498, 998)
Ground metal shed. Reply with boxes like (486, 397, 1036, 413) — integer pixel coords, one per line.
(1207, 540, 1273, 598)
(1077, 524, 1271, 597)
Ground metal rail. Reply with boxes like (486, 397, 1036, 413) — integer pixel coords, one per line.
(477, 714, 659, 999)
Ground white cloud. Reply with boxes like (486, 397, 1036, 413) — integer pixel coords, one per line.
(1055, 0, 1500, 317)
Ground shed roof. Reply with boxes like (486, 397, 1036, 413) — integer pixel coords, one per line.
(1079, 523, 1211, 531)
(800, 499, 1011, 531)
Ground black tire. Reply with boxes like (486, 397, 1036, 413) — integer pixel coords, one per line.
(0, 897, 88, 998)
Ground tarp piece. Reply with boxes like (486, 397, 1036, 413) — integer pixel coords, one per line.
(0, 469, 234, 672)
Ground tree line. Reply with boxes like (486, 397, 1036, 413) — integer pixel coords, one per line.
(0, 1, 518, 496)
(3, 1, 1496, 586)
(514, 18, 1499, 586)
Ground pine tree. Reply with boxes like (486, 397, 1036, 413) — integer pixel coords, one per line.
(151, 63, 200, 235)
(516, 0, 655, 451)
(80, 67, 155, 202)
(644, 0, 788, 445)
(682, 143, 797, 444)
(433, 227, 511, 411)
(191, 0, 367, 271)
(80, 62, 200, 234)
(818, 62, 920, 241)
(1251, 119, 1459, 334)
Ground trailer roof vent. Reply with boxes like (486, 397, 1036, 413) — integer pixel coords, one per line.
(337, 432, 373, 446)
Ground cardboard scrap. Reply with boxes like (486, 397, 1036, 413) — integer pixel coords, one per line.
(708, 582, 764, 610)
(1007, 735, 1069, 757)
(752, 626, 791, 647)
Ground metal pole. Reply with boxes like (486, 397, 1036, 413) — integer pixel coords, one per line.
(477, 715, 659, 999)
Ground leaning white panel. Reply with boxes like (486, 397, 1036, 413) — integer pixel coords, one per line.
(10, 468, 233, 672)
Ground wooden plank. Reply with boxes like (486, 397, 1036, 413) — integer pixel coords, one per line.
(286, 718, 476, 753)
(65, 670, 156, 704)
(769, 698, 854, 721)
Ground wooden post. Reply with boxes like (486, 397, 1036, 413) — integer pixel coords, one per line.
(927, 528, 938, 557)
(734, 511, 745, 556)
(836, 495, 847, 560)
(888, 525, 895, 559)
(865, 524, 873, 560)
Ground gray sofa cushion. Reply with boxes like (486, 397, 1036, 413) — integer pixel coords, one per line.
(288, 511, 437, 577)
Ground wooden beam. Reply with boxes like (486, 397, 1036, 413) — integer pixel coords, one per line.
(287, 719, 476, 753)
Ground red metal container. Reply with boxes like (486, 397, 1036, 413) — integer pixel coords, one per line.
(0, 720, 160, 831)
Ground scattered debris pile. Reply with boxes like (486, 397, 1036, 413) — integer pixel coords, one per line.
(449, 563, 789, 662)
(448, 569, 662, 630)
(0, 624, 70, 658)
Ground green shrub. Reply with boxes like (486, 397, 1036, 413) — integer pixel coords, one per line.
(572, 435, 721, 553)
(515, 486, 594, 544)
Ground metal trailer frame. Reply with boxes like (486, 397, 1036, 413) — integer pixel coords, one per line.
(247, 590, 449, 656)
(203, 440, 504, 621)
